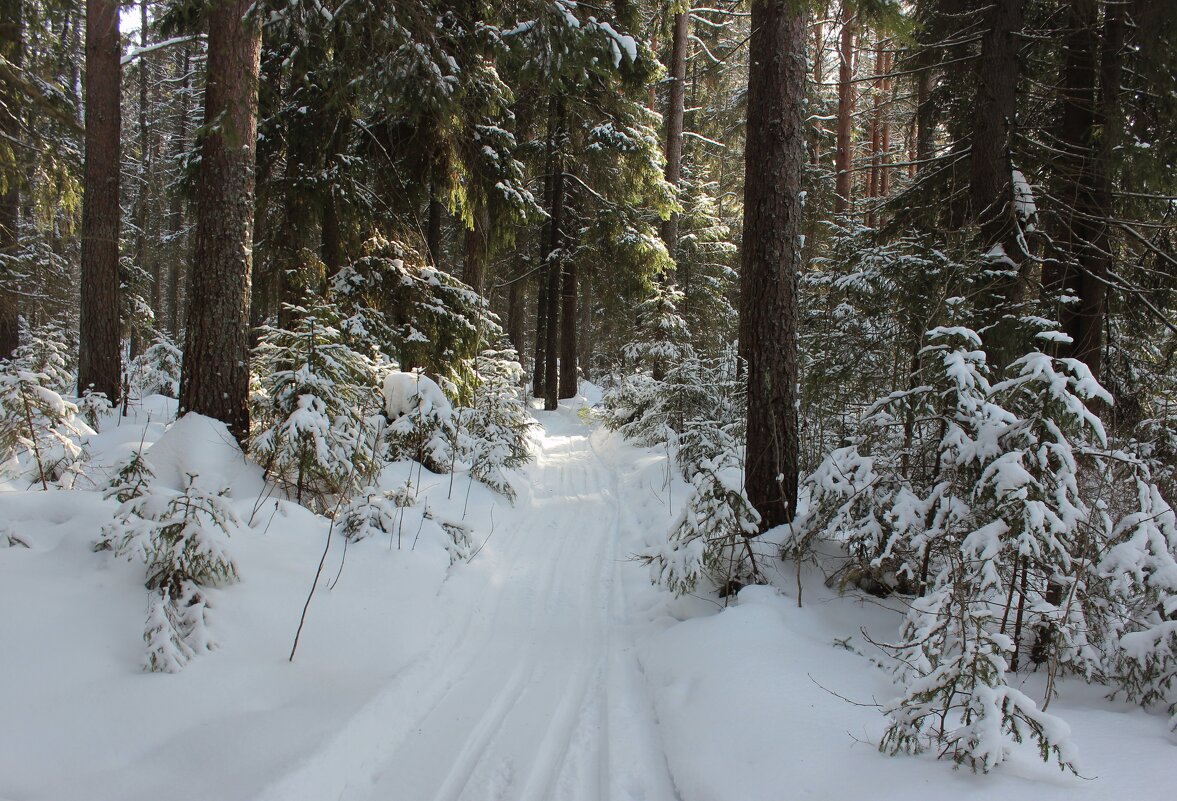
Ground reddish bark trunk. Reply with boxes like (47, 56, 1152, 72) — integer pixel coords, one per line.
(78, 0, 122, 402)
(179, 0, 262, 443)
(740, 0, 807, 529)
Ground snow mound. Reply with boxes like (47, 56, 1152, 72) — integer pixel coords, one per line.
(145, 413, 264, 496)
(382, 371, 452, 420)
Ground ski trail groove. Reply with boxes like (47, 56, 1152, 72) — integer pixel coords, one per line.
(328, 416, 677, 801)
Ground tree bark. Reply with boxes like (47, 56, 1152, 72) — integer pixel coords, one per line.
(660, 8, 689, 255)
(544, 146, 564, 411)
(834, 8, 855, 215)
(739, 0, 807, 529)
(0, 0, 22, 360)
(166, 44, 191, 338)
(463, 202, 488, 296)
(179, 0, 262, 443)
(1057, 0, 1119, 381)
(558, 204, 577, 400)
(78, 0, 122, 402)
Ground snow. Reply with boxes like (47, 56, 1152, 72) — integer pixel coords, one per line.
(381, 370, 453, 421)
(1, 397, 1174, 800)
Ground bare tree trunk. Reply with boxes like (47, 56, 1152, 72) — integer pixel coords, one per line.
(0, 0, 22, 360)
(78, 0, 122, 402)
(179, 0, 261, 443)
(880, 50, 892, 196)
(166, 44, 191, 339)
(558, 192, 577, 400)
(660, 8, 689, 255)
(532, 138, 555, 399)
(810, 16, 824, 170)
(740, 0, 807, 529)
(138, 0, 161, 343)
(970, 0, 1028, 371)
(463, 203, 488, 296)
(866, 41, 883, 226)
(507, 277, 524, 359)
(544, 143, 564, 412)
(1057, 0, 1120, 381)
(834, 8, 855, 215)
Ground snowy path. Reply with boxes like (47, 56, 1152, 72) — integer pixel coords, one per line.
(265, 410, 680, 801)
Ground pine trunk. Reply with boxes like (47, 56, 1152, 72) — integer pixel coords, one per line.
(166, 45, 191, 338)
(544, 149, 564, 412)
(739, 0, 807, 529)
(78, 0, 122, 402)
(1057, 0, 1118, 381)
(834, 9, 855, 215)
(179, 0, 261, 443)
(558, 239, 577, 399)
(660, 9, 689, 255)
(463, 203, 488, 296)
(0, 0, 22, 360)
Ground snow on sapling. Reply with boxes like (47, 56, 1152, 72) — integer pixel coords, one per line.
(129, 337, 183, 399)
(1101, 472, 1177, 728)
(0, 363, 91, 488)
(457, 349, 534, 500)
(382, 369, 455, 473)
(878, 573, 1080, 774)
(101, 473, 240, 673)
(338, 489, 405, 544)
(12, 322, 74, 394)
(599, 284, 695, 446)
(642, 452, 762, 597)
(252, 302, 385, 511)
(796, 325, 1177, 769)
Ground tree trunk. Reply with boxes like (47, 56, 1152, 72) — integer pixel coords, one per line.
(558, 207, 577, 400)
(179, 0, 262, 443)
(834, 8, 855, 215)
(463, 202, 488, 296)
(660, 9, 689, 256)
(970, 0, 1023, 231)
(866, 41, 883, 226)
(532, 139, 555, 399)
(139, 0, 161, 338)
(166, 44, 191, 339)
(740, 0, 807, 529)
(544, 146, 564, 412)
(970, 0, 1027, 371)
(0, 0, 22, 360)
(1057, 0, 1119, 381)
(78, 0, 122, 402)
(507, 277, 524, 359)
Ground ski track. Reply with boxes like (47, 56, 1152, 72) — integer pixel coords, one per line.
(265, 415, 679, 801)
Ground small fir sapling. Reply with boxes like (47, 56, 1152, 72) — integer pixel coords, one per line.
(129, 338, 183, 399)
(382, 370, 456, 473)
(101, 473, 240, 672)
(0, 364, 91, 488)
(642, 455, 762, 596)
(12, 323, 74, 394)
(252, 302, 385, 511)
(795, 325, 1177, 768)
(457, 349, 534, 500)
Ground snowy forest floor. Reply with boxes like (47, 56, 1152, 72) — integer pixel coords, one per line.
(1, 392, 1173, 801)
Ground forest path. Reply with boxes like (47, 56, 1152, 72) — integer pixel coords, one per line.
(335, 405, 680, 801)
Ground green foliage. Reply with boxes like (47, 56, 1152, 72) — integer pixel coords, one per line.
(252, 300, 385, 511)
(102, 473, 241, 673)
(0, 360, 89, 488)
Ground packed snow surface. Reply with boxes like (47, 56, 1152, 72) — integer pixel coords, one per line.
(1, 393, 1173, 801)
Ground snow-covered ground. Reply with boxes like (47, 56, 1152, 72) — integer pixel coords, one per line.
(1, 394, 1172, 801)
